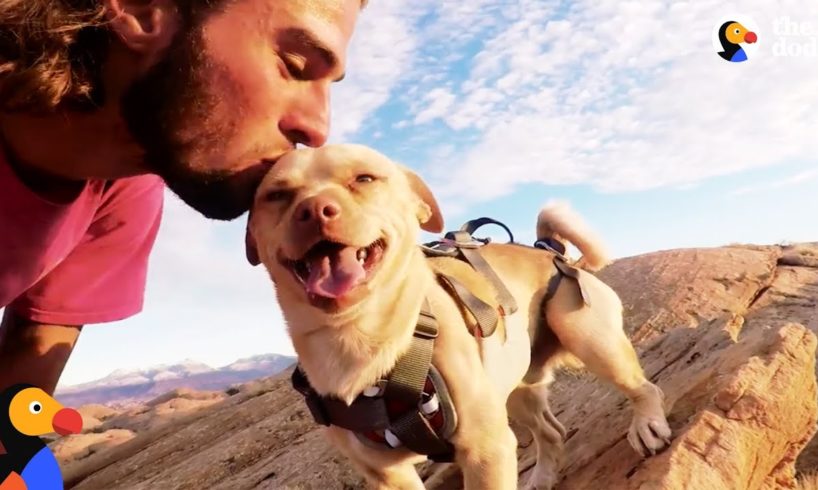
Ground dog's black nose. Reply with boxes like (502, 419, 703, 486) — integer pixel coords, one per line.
(294, 195, 342, 226)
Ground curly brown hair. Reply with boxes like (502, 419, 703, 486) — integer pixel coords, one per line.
(0, 0, 112, 113)
(0, 0, 369, 114)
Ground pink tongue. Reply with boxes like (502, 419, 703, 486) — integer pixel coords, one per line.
(305, 247, 366, 298)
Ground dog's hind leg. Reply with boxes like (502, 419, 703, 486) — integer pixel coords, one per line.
(508, 374, 565, 490)
(544, 276, 672, 457)
(507, 328, 572, 490)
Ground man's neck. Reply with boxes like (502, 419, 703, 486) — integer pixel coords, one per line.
(0, 104, 147, 182)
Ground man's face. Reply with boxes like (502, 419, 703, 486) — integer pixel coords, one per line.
(120, 0, 360, 220)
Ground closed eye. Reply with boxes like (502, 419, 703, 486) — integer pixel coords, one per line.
(281, 54, 308, 80)
(355, 174, 376, 183)
(264, 189, 294, 203)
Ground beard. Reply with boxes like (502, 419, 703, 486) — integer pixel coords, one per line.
(119, 23, 268, 221)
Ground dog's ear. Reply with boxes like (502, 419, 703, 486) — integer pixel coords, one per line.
(403, 168, 444, 233)
(245, 212, 261, 266)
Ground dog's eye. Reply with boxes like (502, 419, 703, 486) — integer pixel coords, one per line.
(264, 189, 292, 202)
(355, 174, 376, 183)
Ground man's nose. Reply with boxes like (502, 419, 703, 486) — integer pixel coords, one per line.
(293, 194, 341, 229)
(279, 86, 330, 147)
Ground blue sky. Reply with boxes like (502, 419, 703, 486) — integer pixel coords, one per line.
(57, 0, 818, 386)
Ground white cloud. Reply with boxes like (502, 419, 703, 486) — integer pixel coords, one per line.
(399, 0, 510, 58)
(328, 1, 422, 141)
(413, 88, 456, 125)
(730, 168, 818, 196)
(405, 0, 818, 212)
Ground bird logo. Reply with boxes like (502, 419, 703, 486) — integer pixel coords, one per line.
(1, 385, 83, 490)
(716, 20, 759, 62)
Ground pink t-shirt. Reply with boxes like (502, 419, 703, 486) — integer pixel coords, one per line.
(0, 150, 164, 325)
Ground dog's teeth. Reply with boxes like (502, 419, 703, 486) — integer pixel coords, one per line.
(357, 248, 368, 261)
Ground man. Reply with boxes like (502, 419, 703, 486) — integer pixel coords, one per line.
(0, 0, 365, 395)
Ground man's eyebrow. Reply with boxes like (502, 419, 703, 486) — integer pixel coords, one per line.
(283, 27, 346, 82)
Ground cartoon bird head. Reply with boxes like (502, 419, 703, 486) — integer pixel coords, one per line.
(2, 384, 82, 439)
(1, 385, 83, 489)
(717, 21, 757, 62)
(719, 21, 758, 47)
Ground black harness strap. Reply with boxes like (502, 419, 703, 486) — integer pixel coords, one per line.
(291, 368, 391, 431)
(534, 238, 567, 257)
(443, 226, 519, 316)
(543, 266, 563, 305)
(456, 245, 518, 316)
(420, 221, 515, 326)
(436, 273, 497, 337)
(458, 217, 515, 242)
(553, 256, 590, 307)
(291, 300, 455, 462)
(383, 305, 453, 459)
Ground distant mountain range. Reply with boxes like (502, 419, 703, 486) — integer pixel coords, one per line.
(55, 354, 296, 407)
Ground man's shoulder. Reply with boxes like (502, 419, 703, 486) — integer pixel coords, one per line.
(96, 174, 165, 217)
(103, 173, 165, 198)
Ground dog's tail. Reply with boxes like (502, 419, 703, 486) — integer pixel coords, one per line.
(536, 200, 612, 272)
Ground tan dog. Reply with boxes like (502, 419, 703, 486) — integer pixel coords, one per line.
(246, 144, 671, 490)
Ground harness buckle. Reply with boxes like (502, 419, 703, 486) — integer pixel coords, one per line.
(534, 238, 568, 259)
(414, 321, 438, 339)
(419, 392, 440, 416)
(442, 233, 486, 249)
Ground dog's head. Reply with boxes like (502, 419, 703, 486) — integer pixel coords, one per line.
(247, 144, 443, 318)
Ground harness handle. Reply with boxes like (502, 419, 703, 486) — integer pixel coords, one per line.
(458, 217, 515, 244)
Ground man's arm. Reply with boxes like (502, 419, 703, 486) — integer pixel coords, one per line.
(0, 309, 82, 395)
(1, 176, 162, 395)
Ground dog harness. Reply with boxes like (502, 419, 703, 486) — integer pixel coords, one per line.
(292, 300, 458, 461)
(290, 217, 588, 462)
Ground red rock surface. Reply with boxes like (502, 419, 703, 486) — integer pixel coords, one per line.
(61, 243, 818, 490)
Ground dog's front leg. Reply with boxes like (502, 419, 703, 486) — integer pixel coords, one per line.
(452, 392, 519, 490)
(325, 427, 426, 490)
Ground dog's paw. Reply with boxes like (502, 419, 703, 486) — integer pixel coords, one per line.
(627, 415, 672, 457)
(543, 408, 567, 442)
(525, 465, 559, 490)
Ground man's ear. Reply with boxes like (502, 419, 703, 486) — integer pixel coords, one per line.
(402, 168, 444, 233)
(103, 0, 180, 54)
(245, 211, 261, 266)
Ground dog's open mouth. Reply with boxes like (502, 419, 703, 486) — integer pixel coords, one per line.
(283, 239, 386, 300)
